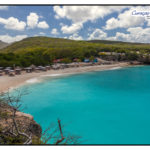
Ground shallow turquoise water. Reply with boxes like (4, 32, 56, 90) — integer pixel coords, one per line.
(17, 66, 150, 144)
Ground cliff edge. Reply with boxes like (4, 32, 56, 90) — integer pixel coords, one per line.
(0, 103, 42, 144)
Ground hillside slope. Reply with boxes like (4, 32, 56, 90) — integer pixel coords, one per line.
(1, 36, 150, 53)
(1, 36, 85, 53)
(88, 40, 150, 45)
(0, 36, 150, 67)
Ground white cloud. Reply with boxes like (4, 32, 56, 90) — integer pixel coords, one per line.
(0, 13, 49, 31)
(27, 12, 39, 29)
(37, 21, 49, 29)
(104, 6, 146, 30)
(0, 6, 8, 10)
(27, 12, 49, 29)
(54, 6, 128, 34)
(54, 6, 128, 24)
(0, 17, 26, 31)
(87, 26, 150, 43)
(51, 28, 59, 35)
(88, 28, 107, 40)
(68, 33, 83, 40)
(0, 34, 27, 43)
(33, 34, 39, 37)
(39, 32, 45, 35)
(61, 23, 83, 34)
(105, 27, 150, 43)
(63, 36, 68, 39)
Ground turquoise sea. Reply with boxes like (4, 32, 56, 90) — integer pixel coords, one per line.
(16, 66, 150, 144)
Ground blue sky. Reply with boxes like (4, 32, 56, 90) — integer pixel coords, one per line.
(0, 5, 150, 43)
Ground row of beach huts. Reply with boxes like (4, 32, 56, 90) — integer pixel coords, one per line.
(0, 58, 113, 77)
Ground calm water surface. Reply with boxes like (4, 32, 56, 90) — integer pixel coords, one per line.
(16, 66, 150, 144)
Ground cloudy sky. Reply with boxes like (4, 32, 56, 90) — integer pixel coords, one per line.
(0, 5, 150, 43)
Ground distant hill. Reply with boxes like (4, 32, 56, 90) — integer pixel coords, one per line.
(0, 41, 8, 49)
(88, 40, 123, 44)
(1, 36, 150, 53)
(1, 36, 150, 67)
(0, 36, 85, 53)
(88, 40, 150, 45)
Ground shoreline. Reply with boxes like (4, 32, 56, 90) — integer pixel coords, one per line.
(0, 62, 136, 93)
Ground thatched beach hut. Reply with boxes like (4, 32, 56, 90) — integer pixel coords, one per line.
(30, 64, 36, 71)
(8, 70, 15, 76)
(15, 68, 22, 75)
(4, 68, 11, 74)
(38, 66, 47, 71)
(40, 67, 47, 71)
(35, 67, 41, 72)
(45, 65, 51, 70)
(0, 70, 3, 76)
(0, 67, 3, 70)
(25, 67, 32, 73)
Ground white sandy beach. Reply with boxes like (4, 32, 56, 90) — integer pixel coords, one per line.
(0, 62, 130, 93)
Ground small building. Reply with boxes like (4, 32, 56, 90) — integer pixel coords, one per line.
(73, 58, 80, 62)
(53, 59, 58, 63)
(0, 67, 3, 70)
(53, 59, 63, 63)
(0, 70, 3, 76)
(6, 67, 12, 69)
(40, 67, 47, 71)
(38, 66, 43, 68)
(84, 58, 90, 63)
(15, 69, 21, 75)
(59, 64, 66, 69)
(67, 62, 79, 68)
(4, 68, 11, 74)
(9, 70, 15, 76)
(35, 67, 40, 70)
(52, 64, 60, 70)
(37, 66, 46, 71)
(35, 67, 41, 72)
(93, 58, 98, 63)
(30, 64, 36, 71)
(25, 67, 32, 73)
(45, 65, 51, 70)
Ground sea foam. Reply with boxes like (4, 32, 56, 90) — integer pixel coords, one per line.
(109, 67, 122, 70)
(42, 74, 63, 77)
(26, 78, 41, 83)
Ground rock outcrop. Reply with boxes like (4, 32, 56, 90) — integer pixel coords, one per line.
(0, 103, 42, 144)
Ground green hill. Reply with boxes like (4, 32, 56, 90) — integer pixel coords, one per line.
(2, 36, 150, 53)
(87, 40, 150, 45)
(1, 36, 85, 53)
(0, 36, 150, 67)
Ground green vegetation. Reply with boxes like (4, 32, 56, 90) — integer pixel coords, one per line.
(1, 36, 150, 67)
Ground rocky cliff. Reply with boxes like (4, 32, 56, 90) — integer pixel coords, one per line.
(0, 103, 42, 144)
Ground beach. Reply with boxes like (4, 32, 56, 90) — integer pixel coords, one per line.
(0, 62, 130, 93)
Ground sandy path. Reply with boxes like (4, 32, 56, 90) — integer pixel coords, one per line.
(0, 62, 130, 93)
